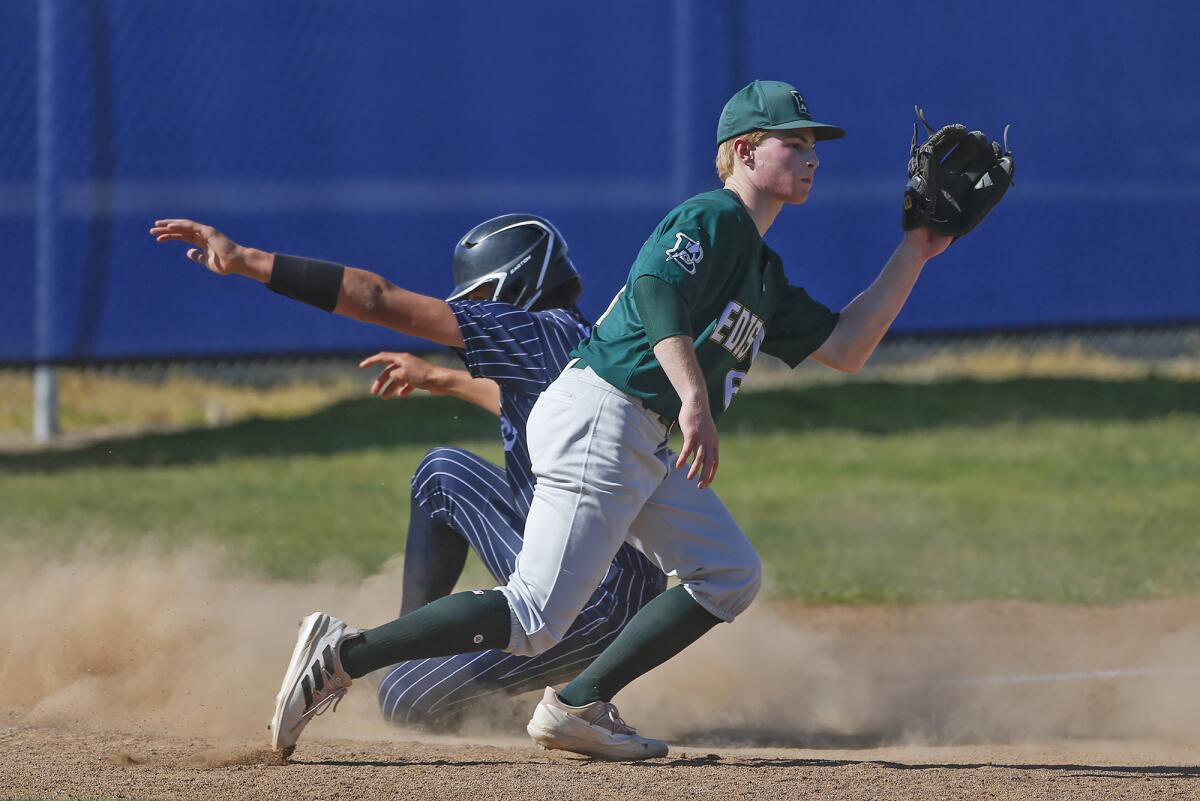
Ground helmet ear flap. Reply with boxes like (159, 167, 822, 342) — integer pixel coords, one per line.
(527, 254, 582, 311)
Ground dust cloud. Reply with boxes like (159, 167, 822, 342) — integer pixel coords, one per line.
(3, 545, 1199, 751)
(622, 602, 1200, 747)
(0, 543, 400, 744)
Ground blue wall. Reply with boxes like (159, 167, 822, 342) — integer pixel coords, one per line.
(2, 0, 1197, 364)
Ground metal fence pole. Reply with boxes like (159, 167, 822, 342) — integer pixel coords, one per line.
(33, 366, 59, 442)
(35, 0, 58, 442)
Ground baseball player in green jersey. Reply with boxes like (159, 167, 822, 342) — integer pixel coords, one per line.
(270, 80, 957, 761)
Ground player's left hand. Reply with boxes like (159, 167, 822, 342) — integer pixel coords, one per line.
(903, 226, 953, 261)
(901, 107, 1014, 241)
(360, 351, 441, 398)
(150, 219, 246, 276)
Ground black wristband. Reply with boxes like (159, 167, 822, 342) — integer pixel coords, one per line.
(267, 253, 345, 313)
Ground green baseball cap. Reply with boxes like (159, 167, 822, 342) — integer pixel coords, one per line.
(717, 80, 846, 144)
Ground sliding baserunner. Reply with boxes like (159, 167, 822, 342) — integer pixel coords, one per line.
(150, 213, 665, 731)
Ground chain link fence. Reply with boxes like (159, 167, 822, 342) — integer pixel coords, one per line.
(3, 327, 1198, 446)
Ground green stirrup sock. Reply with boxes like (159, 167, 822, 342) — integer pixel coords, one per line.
(557, 585, 721, 706)
(339, 590, 511, 679)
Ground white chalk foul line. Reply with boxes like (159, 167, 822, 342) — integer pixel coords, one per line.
(942, 667, 1200, 688)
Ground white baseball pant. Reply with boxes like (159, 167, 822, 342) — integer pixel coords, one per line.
(496, 365, 762, 658)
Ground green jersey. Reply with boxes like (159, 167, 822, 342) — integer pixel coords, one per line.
(573, 188, 838, 423)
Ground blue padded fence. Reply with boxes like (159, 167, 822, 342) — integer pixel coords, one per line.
(2, 0, 1197, 364)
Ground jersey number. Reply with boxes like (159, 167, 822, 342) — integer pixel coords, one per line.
(723, 369, 746, 409)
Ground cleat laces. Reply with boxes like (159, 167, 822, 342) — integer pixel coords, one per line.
(292, 658, 349, 730)
(590, 702, 637, 736)
(297, 686, 346, 726)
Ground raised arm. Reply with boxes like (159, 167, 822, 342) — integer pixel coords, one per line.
(810, 227, 952, 373)
(149, 219, 464, 348)
(360, 351, 501, 417)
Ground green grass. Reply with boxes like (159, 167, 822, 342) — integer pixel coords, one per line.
(2, 378, 1198, 604)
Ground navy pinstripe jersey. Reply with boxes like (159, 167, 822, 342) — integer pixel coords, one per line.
(450, 301, 592, 518)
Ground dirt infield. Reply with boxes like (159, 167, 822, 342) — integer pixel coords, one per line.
(4, 723, 1199, 800)
(3, 548, 1200, 799)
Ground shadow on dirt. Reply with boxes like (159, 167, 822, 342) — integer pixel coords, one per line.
(667, 725, 1200, 776)
(661, 732, 1200, 776)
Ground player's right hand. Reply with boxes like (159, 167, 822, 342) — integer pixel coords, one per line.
(359, 351, 440, 399)
(149, 219, 246, 277)
(676, 397, 719, 489)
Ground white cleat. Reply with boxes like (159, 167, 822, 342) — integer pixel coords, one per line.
(269, 612, 360, 757)
(526, 686, 668, 761)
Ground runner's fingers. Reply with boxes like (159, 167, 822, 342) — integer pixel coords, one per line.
(359, 352, 397, 368)
(372, 366, 397, 396)
(149, 221, 191, 236)
(381, 381, 411, 399)
(156, 221, 202, 240)
(186, 248, 207, 264)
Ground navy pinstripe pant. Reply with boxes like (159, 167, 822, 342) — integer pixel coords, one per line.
(377, 447, 665, 729)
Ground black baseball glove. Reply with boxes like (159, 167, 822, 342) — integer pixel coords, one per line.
(901, 106, 1014, 239)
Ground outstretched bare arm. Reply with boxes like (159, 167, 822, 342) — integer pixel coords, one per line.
(811, 227, 952, 373)
(149, 219, 464, 348)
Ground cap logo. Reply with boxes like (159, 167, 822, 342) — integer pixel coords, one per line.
(790, 91, 809, 118)
(665, 232, 704, 274)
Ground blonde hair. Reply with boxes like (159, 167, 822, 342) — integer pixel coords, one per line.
(715, 130, 768, 181)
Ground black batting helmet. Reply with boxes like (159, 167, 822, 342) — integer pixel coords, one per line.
(447, 214, 580, 310)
